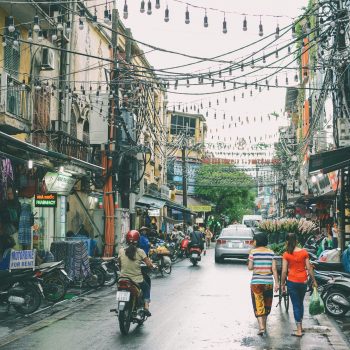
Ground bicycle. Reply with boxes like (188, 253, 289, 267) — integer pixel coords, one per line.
(274, 256, 290, 312)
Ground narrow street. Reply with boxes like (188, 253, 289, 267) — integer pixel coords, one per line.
(0, 249, 345, 350)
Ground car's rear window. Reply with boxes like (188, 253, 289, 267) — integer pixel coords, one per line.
(221, 229, 253, 238)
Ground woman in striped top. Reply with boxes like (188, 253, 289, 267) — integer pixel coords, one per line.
(248, 233, 279, 335)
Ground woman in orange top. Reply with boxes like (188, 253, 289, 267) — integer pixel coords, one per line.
(281, 232, 317, 337)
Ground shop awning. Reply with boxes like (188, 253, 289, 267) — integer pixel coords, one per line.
(0, 130, 104, 174)
(309, 146, 350, 174)
(136, 195, 166, 209)
(166, 200, 192, 213)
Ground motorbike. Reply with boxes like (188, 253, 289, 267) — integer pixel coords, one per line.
(189, 244, 202, 266)
(111, 264, 150, 335)
(321, 276, 350, 317)
(311, 260, 345, 272)
(149, 251, 172, 276)
(36, 261, 71, 303)
(87, 258, 107, 288)
(0, 269, 44, 314)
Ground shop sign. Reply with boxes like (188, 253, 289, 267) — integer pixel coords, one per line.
(189, 205, 212, 212)
(44, 172, 77, 195)
(148, 209, 160, 217)
(9, 250, 35, 270)
(35, 193, 57, 207)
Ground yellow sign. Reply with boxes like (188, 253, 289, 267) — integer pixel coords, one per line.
(189, 205, 212, 212)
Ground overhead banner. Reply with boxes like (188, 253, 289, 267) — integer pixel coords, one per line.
(44, 172, 77, 195)
(189, 205, 212, 212)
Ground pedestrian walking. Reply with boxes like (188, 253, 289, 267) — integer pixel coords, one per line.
(281, 232, 317, 337)
(205, 228, 213, 248)
(248, 233, 279, 336)
(331, 223, 338, 249)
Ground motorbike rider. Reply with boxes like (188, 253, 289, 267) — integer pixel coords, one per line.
(189, 225, 205, 251)
(139, 226, 151, 256)
(118, 230, 154, 316)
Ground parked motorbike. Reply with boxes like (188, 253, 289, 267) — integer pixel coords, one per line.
(87, 258, 107, 288)
(150, 252, 172, 276)
(311, 260, 345, 272)
(189, 244, 202, 266)
(111, 264, 150, 335)
(321, 276, 350, 317)
(0, 269, 44, 314)
(37, 261, 71, 302)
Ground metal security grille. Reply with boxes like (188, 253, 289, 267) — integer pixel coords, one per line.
(4, 45, 20, 78)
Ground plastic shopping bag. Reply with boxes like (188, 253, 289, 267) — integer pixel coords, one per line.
(309, 287, 325, 316)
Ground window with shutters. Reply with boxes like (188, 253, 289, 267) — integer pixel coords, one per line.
(4, 45, 20, 78)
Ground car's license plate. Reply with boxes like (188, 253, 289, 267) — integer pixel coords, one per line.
(116, 291, 130, 301)
(191, 253, 198, 258)
(228, 243, 239, 248)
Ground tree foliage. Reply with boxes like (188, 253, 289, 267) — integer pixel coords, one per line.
(194, 164, 256, 221)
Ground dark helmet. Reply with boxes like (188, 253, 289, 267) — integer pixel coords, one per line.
(126, 230, 140, 244)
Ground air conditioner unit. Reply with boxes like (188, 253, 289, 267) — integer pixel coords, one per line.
(41, 48, 55, 70)
(51, 120, 68, 132)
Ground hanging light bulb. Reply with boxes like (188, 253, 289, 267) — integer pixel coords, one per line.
(259, 17, 263, 36)
(147, 0, 152, 15)
(223, 81, 226, 89)
(8, 16, 15, 33)
(57, 15, 63, 31)
(185, 6, 190, 24)
(79, 8, 86, 22)
(140, 0, 145, 13)
(275, 23, 280, 39)
(275, 47, 279, 58)
(33, 15, 40, 33)
(174, 79, 178, 90)
(27, 29, 33, 43)
(288, 45, 291, 54)
(38, 30, 43, 42)
(104, 6, 110, 22)
(211, 79, 214, 87)
(286, 75, 289, 85)
(79, 19, 84, 30)
(306, 20, 311, 34)
(275, 76, 278, 86)
(2, 36, 6, 47)
(186, 78, 190, 87)
(294, 72, 298, 82)
(51, 29, 57, 41)
(292, 24, 296, 38)
(251, 57, 255, 68)
(255, 80, 258, 89)
(204, 10, 208, 28)
(123, 1, 128, 19)
(250, 90, 253, 97)
(262, 53, 266, 63)
(66, 20, 72, 33)
(13, 32, 19, 47)
(155, 0, 160, 9)
(242, 92, 245, 99)
(164, 5, 169, 22)
(241, 63, 244, 71)
(259, 86, 262, 92)
(243, 16, 247, 31)
(223, 16, 227, 34)
(244, 81, 248, 89)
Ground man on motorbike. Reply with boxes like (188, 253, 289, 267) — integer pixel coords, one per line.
(118, 230, 154, 316)
(139, 227, 151, 256)
(189, 225, 205, 251)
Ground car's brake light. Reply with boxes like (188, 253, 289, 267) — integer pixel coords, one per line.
(35, 271, 42, 278)
(216, 239, 227, 245)
(245, 240, 254, 246)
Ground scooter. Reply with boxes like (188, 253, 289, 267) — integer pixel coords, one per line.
(0, 269, 44, 314)
(321, 276, 350, 317)
(111, 264, 150, 335)
(36, 261, 71, 302)
(189, 244, 202, 266)
(179, 236, 190, 258)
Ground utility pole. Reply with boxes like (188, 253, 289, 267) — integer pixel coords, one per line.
(103, 1, 118, 256)
(182, 145, 188, 208)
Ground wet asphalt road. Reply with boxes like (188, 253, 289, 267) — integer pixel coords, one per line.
(0, 248, 339, 350)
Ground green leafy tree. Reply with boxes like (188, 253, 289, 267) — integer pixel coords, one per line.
(194, 164, 256, 223)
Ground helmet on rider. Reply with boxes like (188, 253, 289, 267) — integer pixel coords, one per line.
(126, 230, 140, 244)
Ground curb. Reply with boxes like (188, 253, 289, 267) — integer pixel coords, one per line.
(314, 314, 350, 350)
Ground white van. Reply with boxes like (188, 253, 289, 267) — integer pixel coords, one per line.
(242, 215, 263, 228)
